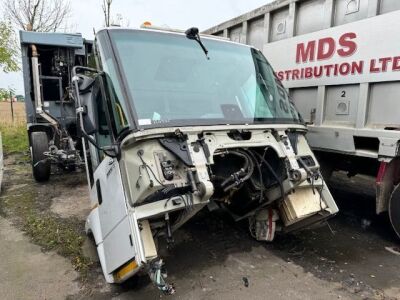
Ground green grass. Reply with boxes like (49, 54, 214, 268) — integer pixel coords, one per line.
(25, 214, 92, 274)
(0, 123, 29, 154)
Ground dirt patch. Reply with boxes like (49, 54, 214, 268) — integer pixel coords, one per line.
(0, 153, 95, 283)
(262, 172, 400, 300)
(107, 212, 356, 300)
(50, 184, 90, 220)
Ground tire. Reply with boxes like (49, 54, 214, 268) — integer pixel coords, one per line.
(31, 131, 51, 182)
(389, 185, 400, 239)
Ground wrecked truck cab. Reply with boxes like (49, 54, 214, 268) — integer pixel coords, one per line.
(75, 27, 338, 292)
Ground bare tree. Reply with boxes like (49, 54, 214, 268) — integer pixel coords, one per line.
(102, 2, 130, 28)
(3, 0, 71, 32)
(102, 0, 112, 27)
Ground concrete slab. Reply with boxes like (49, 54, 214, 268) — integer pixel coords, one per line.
(0, 216, 80, 300)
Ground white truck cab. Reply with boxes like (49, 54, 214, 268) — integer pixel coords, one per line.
(71, 27, 339, 294)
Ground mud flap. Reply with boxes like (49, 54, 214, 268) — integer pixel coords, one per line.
(376, 159, 400, 214)
(389, 185, 400, 238)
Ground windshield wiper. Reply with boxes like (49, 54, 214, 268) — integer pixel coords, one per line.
(185, 27, 209, 60)
(258, 73, 271, 94)
(258, 72, 277, 116)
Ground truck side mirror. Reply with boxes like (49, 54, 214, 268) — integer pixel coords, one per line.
(72, 67, 120, 159)
(75, 75, 97, 135)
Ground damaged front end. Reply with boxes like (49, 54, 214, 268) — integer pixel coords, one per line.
(118, 125, 338, 291)
(123, 126, 337, 242)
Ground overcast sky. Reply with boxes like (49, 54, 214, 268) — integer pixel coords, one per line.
(0, 0, 273, 94)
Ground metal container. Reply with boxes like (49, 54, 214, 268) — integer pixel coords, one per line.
(205, 0, 400, 236)
(204, 0, 400, 159)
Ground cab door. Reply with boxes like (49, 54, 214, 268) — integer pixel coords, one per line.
(85, 77, 137, 277)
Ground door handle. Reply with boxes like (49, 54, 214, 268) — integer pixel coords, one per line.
(96, 179, 103, 205)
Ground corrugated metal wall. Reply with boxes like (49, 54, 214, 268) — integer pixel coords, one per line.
(206, 0, 400, 47)
(205, 0, 400, 158)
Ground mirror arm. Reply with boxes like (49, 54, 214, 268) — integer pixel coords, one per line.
(102, 144, 121, 159)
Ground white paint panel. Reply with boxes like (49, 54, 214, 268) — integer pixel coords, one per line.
(324, 84, 359, 126)
(95, 158, 128, 238)
(102, 216, 135, 273)
(296, 0, 326, 35)
(379, 0, 400, 14)
(270, 6, 290, 42)
(367, 81, 400, 128)
(333, 0, 368, 26)
(229, 25, 242, 43)
(290, 87, 318, 122)
(264, 10, 400, 88)
(91, 158, 139, 275)
(248, 17, 265, 50)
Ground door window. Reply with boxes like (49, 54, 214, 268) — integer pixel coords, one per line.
(90, 78, 112, 167)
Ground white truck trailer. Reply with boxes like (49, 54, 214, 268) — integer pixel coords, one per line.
(205, 0, 400, 237)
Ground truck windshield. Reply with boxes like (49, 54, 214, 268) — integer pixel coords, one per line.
(109, 30, 302, 128)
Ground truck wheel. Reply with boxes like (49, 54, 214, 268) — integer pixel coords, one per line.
(31, 131, 51, 182)
(389, 185, 400, 239)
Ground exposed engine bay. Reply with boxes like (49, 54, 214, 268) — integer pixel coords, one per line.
(121, 127, 338, 249)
